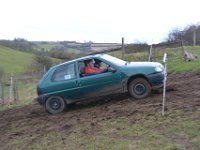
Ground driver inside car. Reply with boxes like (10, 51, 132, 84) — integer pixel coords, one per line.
(84, 59, 104, 74)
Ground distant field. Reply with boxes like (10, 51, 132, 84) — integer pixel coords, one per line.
(33, 41, 81, 54)
(34, 42, 63, 51)
(67, 48, 81, 54)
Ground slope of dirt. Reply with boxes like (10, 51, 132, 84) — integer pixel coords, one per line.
(0, 71, 200, 149)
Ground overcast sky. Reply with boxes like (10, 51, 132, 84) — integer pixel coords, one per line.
(0, 0, 200, 44)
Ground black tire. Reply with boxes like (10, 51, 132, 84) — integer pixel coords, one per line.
(128, 78, 151, 99)
(45, 96, 66, 114)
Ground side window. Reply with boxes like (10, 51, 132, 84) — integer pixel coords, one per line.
(78, 61, 86, 76)
(79, 59, 109, 77)
(94, 59, 109, 70)
(52, 63, 76, 82)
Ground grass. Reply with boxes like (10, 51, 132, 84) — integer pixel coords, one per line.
(0, 45, 34, 75)
(0, 45, 61, 76)
(107, 46, 200, 73)
(165, 46, 200, 73)
(0, 77, 38, 111)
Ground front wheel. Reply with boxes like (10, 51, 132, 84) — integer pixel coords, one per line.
(45, 96, 66, 114)
(128, 78, 151, 99)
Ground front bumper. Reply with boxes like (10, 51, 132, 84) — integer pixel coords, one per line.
(147, 72, 164, 88)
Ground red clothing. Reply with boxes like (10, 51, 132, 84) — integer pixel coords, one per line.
(84, 67, 102, 74)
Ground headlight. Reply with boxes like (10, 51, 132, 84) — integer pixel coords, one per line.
(155, 66, 164, 72)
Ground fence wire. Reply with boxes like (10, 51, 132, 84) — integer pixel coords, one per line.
(0, 75, 40, 106)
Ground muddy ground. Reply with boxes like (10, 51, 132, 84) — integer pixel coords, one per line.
(0, 71, 200, 149)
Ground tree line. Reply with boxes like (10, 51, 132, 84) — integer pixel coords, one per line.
(0, 38, 36, 53)
(166, 24, 200, 46)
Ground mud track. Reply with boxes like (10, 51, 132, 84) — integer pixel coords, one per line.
(0, 71, 200, 149)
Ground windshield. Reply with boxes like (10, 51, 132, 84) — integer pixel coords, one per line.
(101, 54, 126, 66)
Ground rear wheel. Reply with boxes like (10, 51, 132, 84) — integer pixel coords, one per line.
(128, 78, 151, 99)
(45, 96, 66, 114)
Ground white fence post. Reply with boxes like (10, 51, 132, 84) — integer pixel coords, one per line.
(148, 44, 153, 61)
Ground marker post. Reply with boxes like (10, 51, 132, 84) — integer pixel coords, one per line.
(162, 53, 167, 116)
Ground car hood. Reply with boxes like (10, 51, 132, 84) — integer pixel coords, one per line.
(125, 62, 162, 67)
(119, 61, 164, 76)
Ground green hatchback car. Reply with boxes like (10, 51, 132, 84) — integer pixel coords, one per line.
(37, 54, 164, 114)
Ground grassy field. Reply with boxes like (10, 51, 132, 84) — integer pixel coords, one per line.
(167, 46, 200, 73)
(33, 41, 81, 54)
(107, 46, 200, 73)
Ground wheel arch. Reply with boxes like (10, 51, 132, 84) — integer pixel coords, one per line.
(44, 94, 68, 105)
(127, 74, 151, 89)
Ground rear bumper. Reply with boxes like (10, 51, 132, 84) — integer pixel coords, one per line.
(147, 72, 164, 89)
(36, 95, 47, 105)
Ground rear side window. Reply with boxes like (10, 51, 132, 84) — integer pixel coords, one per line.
(52, 63, 76, 82)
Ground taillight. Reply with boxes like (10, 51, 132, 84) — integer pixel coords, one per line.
(37, 90, 42, 96)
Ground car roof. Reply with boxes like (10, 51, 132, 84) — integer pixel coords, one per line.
(53, 53, 105, 68)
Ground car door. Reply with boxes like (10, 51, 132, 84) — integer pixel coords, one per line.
(78, 59, 122, 98)
(49, 62, 81, 101)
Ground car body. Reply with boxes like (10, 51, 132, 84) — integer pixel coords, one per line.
(36, 54, 164, 114)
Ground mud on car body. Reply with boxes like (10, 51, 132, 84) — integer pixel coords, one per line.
(36, 54, 164, 114)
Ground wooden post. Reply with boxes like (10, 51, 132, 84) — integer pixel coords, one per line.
(9, 76, 13, 105)
(0, 82, 2, 104)
(122, 37, 125, 59)
(13, 79, 19, 102)
(1, 81, 4, 105)
(193, 27, 196, 47)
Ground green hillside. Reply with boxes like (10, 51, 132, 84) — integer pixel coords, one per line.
(0, 45, 34, 75)
(0, 45, 62, 76)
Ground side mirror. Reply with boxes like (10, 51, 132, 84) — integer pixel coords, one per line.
(108, 67, 116, 73)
